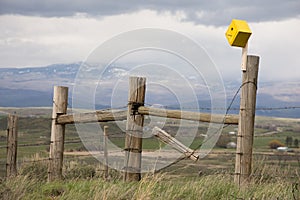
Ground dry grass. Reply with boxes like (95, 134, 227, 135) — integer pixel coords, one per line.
(1, 170, 299, 200)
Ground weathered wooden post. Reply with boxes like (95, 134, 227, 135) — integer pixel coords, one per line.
(123, 77, 146, 181)
(6, 114, 18, 177)
(103, 125, 109, 179)
(48, 86, 68, 182)
(234, 55, 259, 185)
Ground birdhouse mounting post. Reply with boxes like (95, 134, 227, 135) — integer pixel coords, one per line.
(225, 19, 252, 71)
(241, 42, 248, 71)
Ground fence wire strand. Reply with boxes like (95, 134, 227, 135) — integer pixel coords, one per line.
(1, 83, 300, 179)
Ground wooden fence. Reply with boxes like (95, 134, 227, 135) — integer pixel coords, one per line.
(3, 55, 260, 187)
(48, 81, 241, 182)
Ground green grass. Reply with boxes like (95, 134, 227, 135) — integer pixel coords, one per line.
(1, 114, 300, 176)
(1, 172, 299, 200)
(0, 110, 300, 199)
(142, 138, 162, 149)
(254, 132, 300, 150)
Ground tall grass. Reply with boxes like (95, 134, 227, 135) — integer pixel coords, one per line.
(1, 112, 300, 199)
(1, 171, 299, 199)
(1, 153, 299, 199)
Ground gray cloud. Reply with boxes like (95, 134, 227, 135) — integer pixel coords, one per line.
(0, 0, 299, 26)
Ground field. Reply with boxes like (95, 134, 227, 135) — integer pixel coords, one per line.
(0, 108, 299, 199)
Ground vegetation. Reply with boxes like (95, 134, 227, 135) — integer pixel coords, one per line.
(0, 152, 298, 199)
(19, 161, 48, 181)
(294, 139, 299, 148)
(216, 134, 233, 148)
(0, 109, 300, 199)
(1, 167, 299, 200)
(286, 136, 294, 147)
(268, 139, 284, 149)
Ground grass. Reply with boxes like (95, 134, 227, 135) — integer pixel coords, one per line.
(254, 132, 300, 150)
(0, 110, 300, 199)
(2, 151, 298, 199)
(1, 172, 299, 200)
(1, 113, 300, 176)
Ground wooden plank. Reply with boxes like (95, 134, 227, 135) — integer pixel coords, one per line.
(6, 114, 18, 177)
(234, 55, 260, 186)
(138, 106, 239, 125)
(123, 77, 146, 181)
(152, 127, 199, 161)
(48, 86, 68, 182)
(57, 110, 127, 124)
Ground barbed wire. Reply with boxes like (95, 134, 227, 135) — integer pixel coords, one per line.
(1, 104, 299, 121)
(187, 81, 249, 154)
(1, 150, 299, 180)
(16, 154, 104, 165)
(1, 82, 300, 178)
(140, 80, 245, 169)
(146, 81, 290, 171)
(1, 158, 299, 182)
(164, 106, 300, 111)
(156, 155, 300, 180)
(18, 157, 50, 164)
(18, 142, 50, 147)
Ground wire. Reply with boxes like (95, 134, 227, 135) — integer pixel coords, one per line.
(189, 81, 248, 154)
(150, 81, 257, 168)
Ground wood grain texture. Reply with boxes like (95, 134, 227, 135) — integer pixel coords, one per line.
(6, 114, 18, 177)
(234, 55, 260, 186)
(123, 77, 146, 181)
(152, 127, 199, 161)
(48, 86, 68, 182)
(138, 106, 238, 125)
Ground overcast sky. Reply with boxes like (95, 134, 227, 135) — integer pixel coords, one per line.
(0, 1, 299, 81)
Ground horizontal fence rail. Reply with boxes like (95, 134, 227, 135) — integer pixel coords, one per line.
(138, 106, 239, 125)
(56, 106, 239, 125)
(57, 110, 127, 124)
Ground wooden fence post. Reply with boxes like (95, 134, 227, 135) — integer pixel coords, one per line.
(234, 55, 260, 186)
(103, 125, 109, 179)
(6, 114, 18, 177)
(48, 86, 68, 182)
(123, 77, 146, 181)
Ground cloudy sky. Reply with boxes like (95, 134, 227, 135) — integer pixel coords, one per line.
(0, 0, 299, 81)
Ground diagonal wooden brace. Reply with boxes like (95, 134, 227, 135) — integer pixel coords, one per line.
(152, 126, 199, 161)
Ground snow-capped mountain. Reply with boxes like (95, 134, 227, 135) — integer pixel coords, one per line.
(0, 62, 299, 118)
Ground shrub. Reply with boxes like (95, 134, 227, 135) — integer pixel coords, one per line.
(285, 136, 293, 147)
(268, 140, 284, 149)
(294, 139, 299, 148)
(216, 134, 232, 148)
(19, 161, 48, 181)
(64, 164, 96, 180)
(76, 145, 87, 152)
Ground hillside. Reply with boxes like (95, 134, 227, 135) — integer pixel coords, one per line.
(0, 111, 300, 200)
(0, 63, 299, 118)
(0, 110, 299, 199)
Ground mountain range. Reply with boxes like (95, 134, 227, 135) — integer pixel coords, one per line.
(0, 63, 299, 118)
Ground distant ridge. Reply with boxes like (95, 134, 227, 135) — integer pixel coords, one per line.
(0, 63, 299, 118)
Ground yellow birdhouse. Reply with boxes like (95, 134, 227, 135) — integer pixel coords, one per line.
(225, 19, 252, 48)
